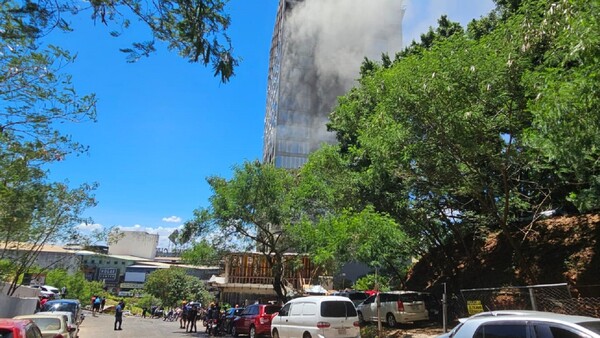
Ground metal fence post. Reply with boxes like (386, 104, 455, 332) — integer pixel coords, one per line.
(443, 283, 448, 333)
(529, 286, 537, 311)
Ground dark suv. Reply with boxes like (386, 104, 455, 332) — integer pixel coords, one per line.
(333, 290, 369, 307)
(232, 303, 281, 338)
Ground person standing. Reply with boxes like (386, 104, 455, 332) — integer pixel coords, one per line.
(93, 296, 101, 316)
(180, 302, 188, 329)
(90, 295, 96, 314)
(114, 300, 124, 330)
(186, 305, 198, 333)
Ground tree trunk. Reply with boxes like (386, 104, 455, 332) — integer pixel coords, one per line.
(271, 256, 288, 303)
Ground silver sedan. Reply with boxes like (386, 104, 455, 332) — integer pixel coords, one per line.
(438, 310, 600, 338)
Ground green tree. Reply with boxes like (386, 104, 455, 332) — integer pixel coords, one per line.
(4, 0, 237, 82)
(325, 0, 600, 284)
(144, 267, 210, 307)
(181, 161, 298, 301)
(0, 181, 97, 295)
(135, 294, 162, 311)
(521, 0, 600, 212)
(45, 268, 105, 303)
(180, 240, 221, 266)
(354, 274, 390, 292)
(0, 0, 98, 295)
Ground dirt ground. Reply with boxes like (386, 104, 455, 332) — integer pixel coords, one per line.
(362, 323, 446, 338)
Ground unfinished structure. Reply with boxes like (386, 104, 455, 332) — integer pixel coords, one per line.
(263, 0, 405, 168)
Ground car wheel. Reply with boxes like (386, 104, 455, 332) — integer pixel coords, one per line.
(358, 311, 365, 325)
(303, 332, 312, 338)
(249, 326, 256, 338)
(386, 313, 397, 327)
(272, 329, 280, 338)
(232, 325, 238, 337)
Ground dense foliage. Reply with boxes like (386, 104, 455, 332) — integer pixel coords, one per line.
(322, 0, 600, 284)
(143, 267, 211, 307)
(44, 269, 105, 303)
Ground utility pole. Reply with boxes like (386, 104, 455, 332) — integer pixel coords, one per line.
(376, 267, 381, 337)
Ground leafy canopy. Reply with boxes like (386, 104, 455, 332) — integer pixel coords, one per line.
(4, 0, 237, 82)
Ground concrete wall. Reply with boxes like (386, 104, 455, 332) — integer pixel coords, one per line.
(109, 231, 159, 259)
(0, 283, 38, 317)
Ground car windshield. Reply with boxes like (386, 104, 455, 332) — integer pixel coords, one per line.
(30, 318, 62, 331)
(42, 302, 76, 315)
(578, 321, 600, 334)
(348, 293, 368, 301)
(321, 301, 358, 317)
(264, 306, 281, 315)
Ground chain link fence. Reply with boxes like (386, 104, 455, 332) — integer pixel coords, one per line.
(454, 283, 600, 319)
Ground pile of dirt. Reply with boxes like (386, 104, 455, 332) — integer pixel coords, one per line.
(405, 214, 600, 296)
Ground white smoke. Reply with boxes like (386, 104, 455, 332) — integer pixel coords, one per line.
(273, 0, 405, 159)
(287, 0, 405, 89)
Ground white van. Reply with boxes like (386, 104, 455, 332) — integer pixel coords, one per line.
(271, 295, 361, 338)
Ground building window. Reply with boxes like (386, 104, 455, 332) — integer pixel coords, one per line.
(91, 260, 95, 264)
(121, 262, 125, 265)
(114, 261, 118, 264)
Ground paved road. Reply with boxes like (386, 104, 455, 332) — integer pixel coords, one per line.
(78, 310, 207, 338)
(76, 310, 441, 338)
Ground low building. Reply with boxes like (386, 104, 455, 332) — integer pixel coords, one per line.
(1, 242, 81, 275)
(79, 252, 144, 292)
(209, 252, 320, 305)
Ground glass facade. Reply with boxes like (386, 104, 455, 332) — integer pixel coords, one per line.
(263, 0, 405, 169)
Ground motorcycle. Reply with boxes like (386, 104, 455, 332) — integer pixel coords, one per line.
(205, 318, 219, 335)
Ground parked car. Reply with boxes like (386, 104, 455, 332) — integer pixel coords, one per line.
(40, 299, 84, 325)
(332, 291, 369, 307)
(28, 285, 56, 299)
(271, 295, 360, 338)
(224, 307, 245, 334)
(36, 311, 78, 338)
(13, 314, 74, 338)
(436, 310, 600, 338)
(356, 291, 429, 327)
(41, 286, 60, 297)
(232, 303, 281, 338)
(0, 318, 43, 338)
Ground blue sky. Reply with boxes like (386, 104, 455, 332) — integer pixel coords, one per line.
(47, 0, 495, 248)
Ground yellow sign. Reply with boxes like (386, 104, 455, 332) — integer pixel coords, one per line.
(467, 300, 484, 315)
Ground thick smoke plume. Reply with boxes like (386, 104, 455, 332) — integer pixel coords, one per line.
(280, 0, 405, 152)
(287, 0, 404, 89)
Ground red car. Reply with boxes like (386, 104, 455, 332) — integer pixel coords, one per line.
(232, 304, 281, 338)
(0, 318, 43, 338)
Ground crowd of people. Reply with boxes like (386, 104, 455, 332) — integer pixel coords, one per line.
(143, 301, 235, 335)
(84, 295, 238, 335)
(90, 295, 106, 316)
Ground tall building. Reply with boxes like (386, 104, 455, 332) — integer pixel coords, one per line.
(263, 0, 405, 168)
